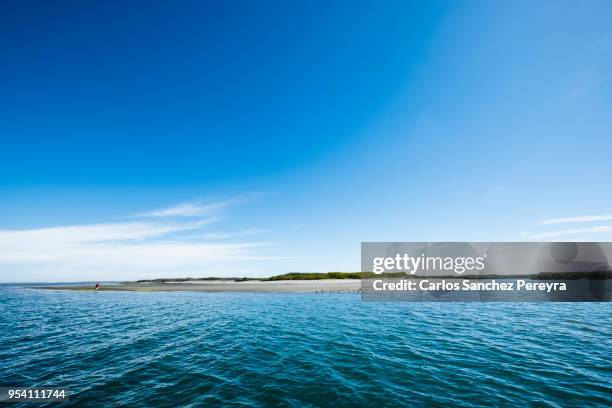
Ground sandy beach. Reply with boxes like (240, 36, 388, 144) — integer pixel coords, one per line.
(38, 279, 362, 293)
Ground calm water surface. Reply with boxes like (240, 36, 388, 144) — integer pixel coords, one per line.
(0, 286, 611, 407)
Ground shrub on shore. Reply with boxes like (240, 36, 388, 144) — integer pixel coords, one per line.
(265, 272, 407, 281)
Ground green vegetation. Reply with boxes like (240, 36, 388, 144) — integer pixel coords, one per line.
(266, 270, 612, 280)
(535, 270, 612, 280)
(135, 272, 409, 283)
(127, 270, 612, 284)
(265, 272, 407, 281)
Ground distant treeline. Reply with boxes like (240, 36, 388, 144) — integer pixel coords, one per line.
(535, 270, 612, 280)
(134, 270, 612, 283)
(265, 270, 612, 281)
(265, 272, 406, 281)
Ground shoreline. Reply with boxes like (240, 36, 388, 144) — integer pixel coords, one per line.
(35, 279, 363, 293)
(30, 272, 612, 293)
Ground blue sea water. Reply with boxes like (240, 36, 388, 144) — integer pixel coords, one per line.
(1, 286, 611, 407)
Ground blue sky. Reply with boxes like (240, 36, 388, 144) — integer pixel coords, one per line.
(1, 1, 612, 281)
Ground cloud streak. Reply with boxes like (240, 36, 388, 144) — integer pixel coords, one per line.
(0, 197, 277, 282)
(137, 194, 262, 218)
(521, 226, 612, 240)
(539, 214, 612, 225)
(199, 228, 264, 241)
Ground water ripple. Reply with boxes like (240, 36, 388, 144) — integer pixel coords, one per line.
(0, 288, 611, 407)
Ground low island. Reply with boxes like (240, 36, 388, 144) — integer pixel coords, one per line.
(35, 271, 611, 293)
(36, 272, 390, 293)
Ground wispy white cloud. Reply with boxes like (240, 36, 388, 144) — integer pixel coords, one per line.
(137, 194, 262, 218)
(199, 228, 264, 241)
(0, 220, 212, 246)
(521, 225, 612, 240)
(0, 197, 279, 282)
(539, 214, 612, 225)
(139, 202, 225, 217)
(0, 220, 212, 262)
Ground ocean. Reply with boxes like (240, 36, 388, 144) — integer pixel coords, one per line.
(1, 286, 611, 407)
